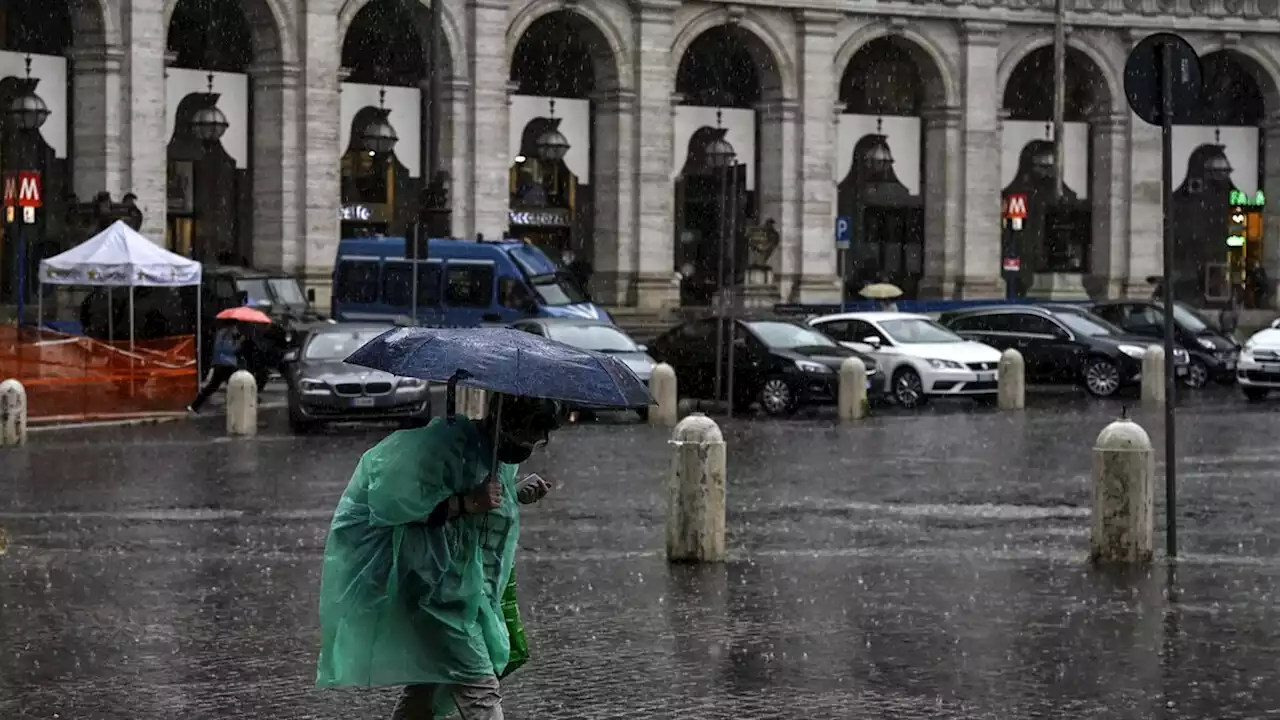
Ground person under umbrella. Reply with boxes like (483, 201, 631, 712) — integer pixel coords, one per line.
(315, 393, 560, 720)
(187, 319, 247, 413)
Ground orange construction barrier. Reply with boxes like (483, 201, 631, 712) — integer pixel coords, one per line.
(0, 324, 197, 422)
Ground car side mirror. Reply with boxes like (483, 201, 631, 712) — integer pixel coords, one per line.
(636, 344, 648, 353)
(862, 336, 882, 349)
(521, 298, 539, 315)
(1271, 318, 1280, 329)
(306, 288, 316, 303)
(733, 336, 748, 348)
(283, 350, 299, 363)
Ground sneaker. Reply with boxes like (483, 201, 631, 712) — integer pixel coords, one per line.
(186, 404, 198, 415)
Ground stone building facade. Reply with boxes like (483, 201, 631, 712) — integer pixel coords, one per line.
(32, 0, 1280, 309)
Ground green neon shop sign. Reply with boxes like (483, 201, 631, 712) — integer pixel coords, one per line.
(1229, 189, 1265, 207)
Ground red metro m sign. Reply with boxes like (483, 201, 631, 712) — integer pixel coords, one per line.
(2, 171, 42, 209)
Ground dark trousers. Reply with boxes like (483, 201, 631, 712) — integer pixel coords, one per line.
(390, 677, 503, 720)
(190, 366, 237, 411)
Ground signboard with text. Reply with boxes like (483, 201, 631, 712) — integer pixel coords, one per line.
(2, 171, 42, 209)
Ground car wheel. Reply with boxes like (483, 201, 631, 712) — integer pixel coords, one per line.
(1183, 358, 1209, 389)
(758, 377, 798, 416)
(892, 367, 927, 409)
(1083, 356, 1122, 397)
(1243, 387, 1270, 402)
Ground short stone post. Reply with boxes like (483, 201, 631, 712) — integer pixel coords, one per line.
(0, 379, 27, 447)
(998, 349, 1025, 411)
(666, 413, 726, 563)
(226, 370, 258, 437)
(1090, 417, 1154, 566)
(1141, 346, 1165, 406)
(459, 387, 488, 420)
(837, 357, 867, 422)
(648, 363, 678, 426)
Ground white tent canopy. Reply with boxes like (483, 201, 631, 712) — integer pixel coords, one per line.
(39, 220, 202, 287)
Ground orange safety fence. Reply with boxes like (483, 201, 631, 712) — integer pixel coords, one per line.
(0, 324, 197, 422)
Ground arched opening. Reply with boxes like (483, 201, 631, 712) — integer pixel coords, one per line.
(837, 36, 942, 301)
(508, 9, 612, 292)
(1170, 51, 1268, 307)
(338, 0, 438, 245)
(0, 0, 80, 307)
(165, 0, 256, 265)
(1001, 46, 1109, 298)
(673, 24, 778, 307)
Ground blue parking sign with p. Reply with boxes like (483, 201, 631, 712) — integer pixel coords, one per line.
(835, 216, 852, 250)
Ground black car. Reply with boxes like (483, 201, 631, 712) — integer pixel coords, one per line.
(283, 323, 432, 433)
(1089, 300, 1239, 388)
(938, 304, 1190, 397)
(648, 316, 882, 416)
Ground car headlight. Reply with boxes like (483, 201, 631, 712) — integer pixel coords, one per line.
(796, 360, 831, 374)
(1197, 337, 1216, 351)
(925, 358, 965, 370)
(1244, 341, 1256, 354)
(1118, 344, 1148, 358)
(299, 379, 329, 394)
(397, 378, 426, 388)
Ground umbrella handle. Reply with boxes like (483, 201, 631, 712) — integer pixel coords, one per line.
(444, 369, 472, 425)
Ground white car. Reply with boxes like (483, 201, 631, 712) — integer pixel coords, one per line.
(808, 311, 1003, 408)
(1236, 325, 1280, 401)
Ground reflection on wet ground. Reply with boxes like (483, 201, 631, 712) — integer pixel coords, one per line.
(2, 389, 1280, 718)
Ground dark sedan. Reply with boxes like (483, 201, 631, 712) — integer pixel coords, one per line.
(284, 324, 432, 433)
(648, 316, 883, 416)
(1089, 300, 1239, 388)
(939, 304, 1189, 397)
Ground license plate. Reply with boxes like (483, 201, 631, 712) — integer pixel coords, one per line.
(353, 397, 376, 407)
(1263, 363, 1280, 374)
(977, 372, 995, 383)
(1176, 366, 1187, 376)
(1226, 360, 1236, 370)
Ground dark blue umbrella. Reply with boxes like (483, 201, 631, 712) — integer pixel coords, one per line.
(345, 326, 654, 409)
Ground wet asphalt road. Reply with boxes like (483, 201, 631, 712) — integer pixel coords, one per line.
(3, 389, 1280, 719)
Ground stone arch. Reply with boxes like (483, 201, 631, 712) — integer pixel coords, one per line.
(2, 0, 120, 51)
(337, 0, 464, 80)
(506, 0, 629, 93)
(670, 8, 794, 100)
(163, 0, 295, 67)
(997, 34, 1121, 116)
(69, 0, 119, 48)
(1192, 41, 1280, 118)
(833, 22, 959, 109)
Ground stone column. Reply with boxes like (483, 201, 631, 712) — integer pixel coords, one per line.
(791, 10, 841, 304)
(919, 104, 964, 298)
(248, 63, 300, 273)
(590, 87, 636, 304)
(68, 44, 124, 200)
(1089, 111, 1129, 300)
(631, 0, 680, 308)
(444, 78, 474, 239)
(1125, 111, 1162, 298)
(298, 1, 342, 306)
(468, 0, 510, 240)
(957, 21, 1004, 298)
(755, 91, 797, 297)
(1262, 112, 1280, 308)
(120, 0, 168, 241)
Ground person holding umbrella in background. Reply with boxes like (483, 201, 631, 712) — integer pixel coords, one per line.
(187, 306, 272, 413)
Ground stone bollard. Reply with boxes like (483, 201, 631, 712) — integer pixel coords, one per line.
(1090, 417, 1154, 566)
(1141, 346, 1165, 406)
(666, 413, 726, 563)
(998, 349, 1025, 411)
(0, 379, 27, 447)
(226, 370, 258, 437)
(458, 387, 488, 420)
(837, 357, 867, 422)
(648, 362, 678, 426)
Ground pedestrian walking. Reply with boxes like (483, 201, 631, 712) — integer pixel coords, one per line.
(187, 322, 245, 413)
(316, 394, 561, 719)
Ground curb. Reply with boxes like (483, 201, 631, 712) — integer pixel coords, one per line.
(26, 402, 289, 433)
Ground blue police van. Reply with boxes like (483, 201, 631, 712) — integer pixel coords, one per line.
(332, 236, 611, 326)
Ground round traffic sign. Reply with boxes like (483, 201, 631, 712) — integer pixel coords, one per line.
(1124, 32, 1203, 126)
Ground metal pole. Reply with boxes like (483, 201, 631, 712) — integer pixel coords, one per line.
(426, 0, 443, 193)
(1052, 0, 1067, 203)
(725, 161, 739, 418)
(410, 223, 420, 324)
(712, 162, 729, 408)
(1160, 40, 1178, 559)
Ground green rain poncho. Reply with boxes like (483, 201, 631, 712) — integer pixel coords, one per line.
(316, 416, 520, 705)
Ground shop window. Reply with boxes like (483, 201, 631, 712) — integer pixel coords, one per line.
(445, 264, 495, 308)
(335, 260, 380, 304)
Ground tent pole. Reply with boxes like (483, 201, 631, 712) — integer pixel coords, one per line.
(107, 287, 114, 342)
(196, 283, 203, 390)
(36, 280, 42, 339)
(129, 286, 136, 397)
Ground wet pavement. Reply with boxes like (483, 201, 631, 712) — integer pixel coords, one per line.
(4, 388, 1280, 718)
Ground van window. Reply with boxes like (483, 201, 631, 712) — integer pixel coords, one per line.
(383, 262, 443, 306)
(445, 264, 494, 308)
(499, 277, 535, 309)
(335, 260, 380, 304)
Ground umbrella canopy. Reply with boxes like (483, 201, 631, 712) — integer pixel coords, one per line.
(859, 283, 903, 300)
(345, 326, 653, 409)
(217, 306, 273, 324)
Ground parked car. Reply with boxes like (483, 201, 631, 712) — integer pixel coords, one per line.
(284, 323, 431, 433)
(648, 316, 882, 416)
(1090, 300, 1239, 388)
(1235, 325, 1280, 401)
(511, 317, 655, 419)
(808, 311, 1002, 408)
(938, 304, 1189, 398)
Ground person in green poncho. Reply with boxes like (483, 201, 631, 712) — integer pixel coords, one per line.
(316, 393, 561, 719)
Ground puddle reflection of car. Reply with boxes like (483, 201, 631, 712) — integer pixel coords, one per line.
(511, 318, 655, 420)
(285, 324, 431, 433)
